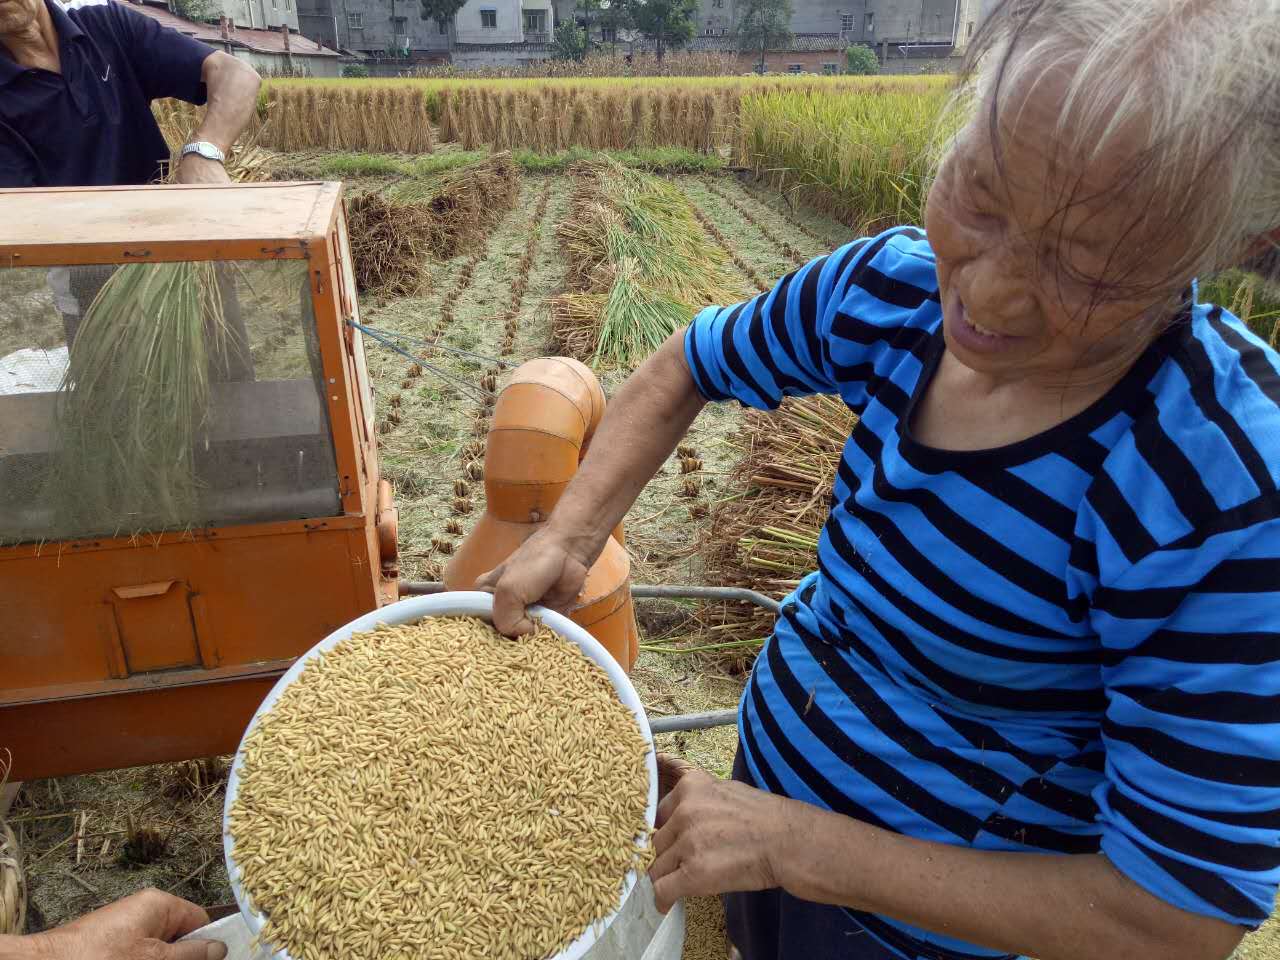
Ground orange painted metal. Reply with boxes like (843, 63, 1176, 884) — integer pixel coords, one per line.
(443, 358, 640, 670)
(0, 182, 398, 782)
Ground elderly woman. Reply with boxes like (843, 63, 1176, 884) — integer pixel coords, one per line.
(480, 1, 1280, 957)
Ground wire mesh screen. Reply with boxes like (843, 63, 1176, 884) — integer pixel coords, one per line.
(0, 261, 342, 545)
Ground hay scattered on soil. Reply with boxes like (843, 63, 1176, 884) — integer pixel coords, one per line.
(700, 395, 855, 668)
(344, 153, 520, 296)
(229, 617, 653, 960)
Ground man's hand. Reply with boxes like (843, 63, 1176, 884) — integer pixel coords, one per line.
(648, 754, 792, 914)
(21, 889, 226, 960)
(474, 527, 592, 636)
(174, 154, 230, 185)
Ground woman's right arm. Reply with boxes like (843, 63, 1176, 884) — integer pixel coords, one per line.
(479, 330, 708, 635)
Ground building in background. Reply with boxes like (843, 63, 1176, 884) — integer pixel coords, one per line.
(128, 0, 342, 75)
(292, 0, 987, 72)
(297, 0, 451, 61)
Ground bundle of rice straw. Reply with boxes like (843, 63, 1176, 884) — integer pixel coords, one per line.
(53, 263, 239, 536)
(700, 394, 856, 665)
(344, 153, 520, 296)
(552, 158, 737, 367)
(0, 754, 24, 937)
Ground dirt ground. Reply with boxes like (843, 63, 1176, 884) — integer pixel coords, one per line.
(7, 166, 1277, 960)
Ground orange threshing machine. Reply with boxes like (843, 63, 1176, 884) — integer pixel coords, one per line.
(0, 182, 754, 784)
(0, 183, 398, 781)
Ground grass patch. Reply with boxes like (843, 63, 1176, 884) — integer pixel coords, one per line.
(514, 147, 723, 174)
(309, 151, 488, 179)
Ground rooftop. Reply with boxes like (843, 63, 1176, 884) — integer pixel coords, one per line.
(126, 0, 341, 57)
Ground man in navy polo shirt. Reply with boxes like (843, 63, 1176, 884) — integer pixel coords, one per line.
(0, 0, 260, 187)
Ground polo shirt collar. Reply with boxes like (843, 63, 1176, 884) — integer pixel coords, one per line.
(0, 0, 86, 86)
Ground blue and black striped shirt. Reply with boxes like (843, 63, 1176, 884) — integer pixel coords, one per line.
(685, 228, 1280, 958)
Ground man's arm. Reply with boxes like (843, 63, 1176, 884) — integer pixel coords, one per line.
(0, 889, 225, 960)
(174, 52, 260, 185)
(479, 331, 707, 634)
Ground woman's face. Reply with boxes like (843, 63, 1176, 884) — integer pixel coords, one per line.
(925, 80, 1185, 387)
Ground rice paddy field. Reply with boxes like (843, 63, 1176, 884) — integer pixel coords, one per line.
(7, 76, 1279, 958)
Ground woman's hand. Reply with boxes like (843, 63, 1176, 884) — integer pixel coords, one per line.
(475, 527, 593, 636)
(14, 889, 225, 960)
(648, 755, 792, 913)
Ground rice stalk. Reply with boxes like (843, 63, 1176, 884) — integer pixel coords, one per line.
(52, 262, 235, 535)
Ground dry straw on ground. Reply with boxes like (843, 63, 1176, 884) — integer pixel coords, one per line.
(343, 153, 519, 296)
(229, 616, 653, 960)
(1, 753, 24, 937)
(701, 395, 855, 666)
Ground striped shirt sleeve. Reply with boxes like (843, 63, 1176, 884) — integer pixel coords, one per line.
(1090, 503, 1280, 927)
(684, 241, 869, 409)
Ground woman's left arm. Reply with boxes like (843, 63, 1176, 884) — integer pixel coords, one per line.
(650, 758, 1243, 960)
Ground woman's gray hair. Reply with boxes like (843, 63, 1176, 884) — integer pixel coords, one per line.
(945, 0, 1279, 295)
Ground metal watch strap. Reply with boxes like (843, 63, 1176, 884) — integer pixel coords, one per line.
(181, 141, 226, 163)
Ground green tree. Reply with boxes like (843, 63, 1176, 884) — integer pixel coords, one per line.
(845, 43, 878, 74)
(734, 0, 792, 74)
(418, 0, 465, 44)
(553, 20, 590, 59)
(625, 0, 696, 61)
(170, 0, 218, 23)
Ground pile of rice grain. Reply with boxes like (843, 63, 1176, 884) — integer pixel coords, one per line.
(228, 617, 653, 960)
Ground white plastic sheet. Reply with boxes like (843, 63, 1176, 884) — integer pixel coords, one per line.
(182, 879, 685, 960)
(0, 346, 68, 396)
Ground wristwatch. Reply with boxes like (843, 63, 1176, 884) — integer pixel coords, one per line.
(180, 141, 226, 164)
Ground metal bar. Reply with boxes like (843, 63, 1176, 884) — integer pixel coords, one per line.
(649, 710, 738, 734)
(398, 581, 782, 615)
(399, 580, 446, 595)
(631, 584, 781, 615)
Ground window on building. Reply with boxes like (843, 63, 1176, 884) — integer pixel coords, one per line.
(523, 9, 546, 33)
(839, 13, 853, 31)
(480, 8, 497, 27)
(600, 24, 616, 41)
(865, 10, 874, 33)
(346, 11, 362, 27)
(712, 0, 724, 7)
(822, 61, 838, 74)
(787, 62, 803, 73)
(391, 15, 407, 31)
(702, 26, 712, 35)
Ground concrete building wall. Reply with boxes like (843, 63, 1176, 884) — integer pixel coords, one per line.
(297, 0, 451, 56)
(228, 47, 343, 74)
(217, 0, 298, 32)
(455, 0, 523, 43)
(691, 0, 960, 45)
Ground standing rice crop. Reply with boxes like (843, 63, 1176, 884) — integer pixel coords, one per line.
(737, 84, 948, 231)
